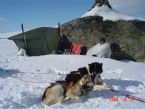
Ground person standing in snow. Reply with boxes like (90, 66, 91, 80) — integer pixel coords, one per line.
(87, 37, 111, 58)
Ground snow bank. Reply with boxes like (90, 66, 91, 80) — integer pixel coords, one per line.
(82, 5, 143, 21)
(0, 39, 145, 109)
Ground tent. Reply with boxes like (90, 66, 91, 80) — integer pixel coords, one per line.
(9, 27, 61, 56)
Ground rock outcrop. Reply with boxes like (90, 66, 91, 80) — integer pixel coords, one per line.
(60, 0, 145, 61)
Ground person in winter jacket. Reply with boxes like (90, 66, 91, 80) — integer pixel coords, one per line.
(87, 38, 111, 58)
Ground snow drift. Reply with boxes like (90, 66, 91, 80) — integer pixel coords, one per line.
(0, 39, 145, 109)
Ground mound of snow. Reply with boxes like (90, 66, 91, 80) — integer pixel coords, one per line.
(0, 39, 145, 109)
(82, 5, 143, 21)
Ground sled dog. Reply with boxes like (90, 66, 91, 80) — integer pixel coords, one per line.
(66, 62, 113, 91)
(88, 62, 103, 85)
(88, 62, 113, 91)
(70, 63, 103, 85)
(42, 73, 93, 106)
(66, 63, 104, 90)
(65, 67, 94, 95)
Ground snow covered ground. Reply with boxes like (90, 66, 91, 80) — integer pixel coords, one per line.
(0, 39, 145, 109)
(82, 5, 144, 21)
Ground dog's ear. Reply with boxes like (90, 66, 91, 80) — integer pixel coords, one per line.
(88, 64, 91, 69)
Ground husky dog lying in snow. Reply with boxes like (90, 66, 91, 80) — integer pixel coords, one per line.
(70, 62, 113, 91)
(88, 62, 103, 85)
(66, 63, 103, 85)
(41, 71, 94, 106)
(65, 67, 94, 95)
(88, 62, 113, 91)
(42, 62, 113, 106)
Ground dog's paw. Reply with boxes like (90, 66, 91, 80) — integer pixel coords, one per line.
(72, 96, 80, 100)
(92, 82, 114, 91)
(64, 97, 70, 100)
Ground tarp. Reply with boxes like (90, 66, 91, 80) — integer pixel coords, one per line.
(9, 27, 61, 56)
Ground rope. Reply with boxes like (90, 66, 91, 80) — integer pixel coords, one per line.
(111, 89, 145, 103)
(125, 95, 145, 103)
(11, 76, 53, 84)
(4, 70, 64, 84)
(10, 75, 50, 84)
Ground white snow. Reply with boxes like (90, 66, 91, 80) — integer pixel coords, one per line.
(82, 5, 144, 21)
(17, 48, 27, 56)
(0, 39, 145, 109)
(0, 31, 20, 38)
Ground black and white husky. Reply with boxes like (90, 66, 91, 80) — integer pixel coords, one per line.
(68, 62, 113, 92)
(88, 62, 113, 91)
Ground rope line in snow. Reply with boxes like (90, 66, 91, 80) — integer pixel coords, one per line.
(5, 70, 64, 84)
(112, 89, 145, 103)
(10, 75, 53, 84)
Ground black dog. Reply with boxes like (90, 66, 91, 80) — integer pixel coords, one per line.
(88, 62, 103, 85)
(65, 67, 89, 82)
(66, 62, 103, 85)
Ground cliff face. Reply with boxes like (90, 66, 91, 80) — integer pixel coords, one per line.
(60, 16, 145, 61)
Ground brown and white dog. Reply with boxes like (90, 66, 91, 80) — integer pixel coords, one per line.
(74, 62, 113, 91)
(41, 72, 93, 106)
(70, 62, 103, 85)
(65, 67, 94, 95)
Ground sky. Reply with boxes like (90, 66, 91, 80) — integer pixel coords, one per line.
(0, 0, 145, 33)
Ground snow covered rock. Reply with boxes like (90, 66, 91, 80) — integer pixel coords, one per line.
(60, 0, 145, 61)
(82, 0, 139, 21)
(90, 0, 112, 10)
